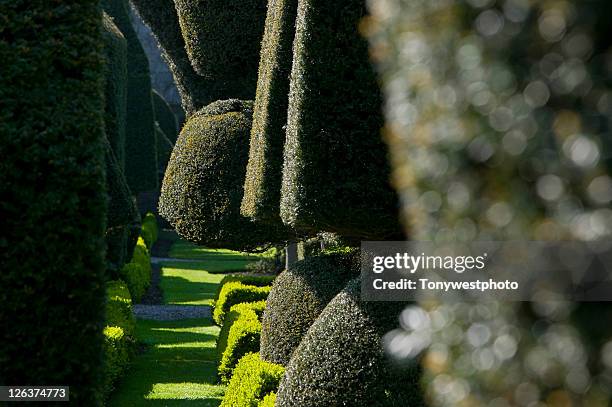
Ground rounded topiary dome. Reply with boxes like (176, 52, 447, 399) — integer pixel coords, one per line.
(159, 99, 289, 251)
(260, 251, 359, 365)
(275, 278, 422, 407)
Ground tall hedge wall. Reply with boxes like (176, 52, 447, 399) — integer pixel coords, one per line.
(152, 89, 179, 143)
(103, 0, 158, 193)
(241, 0, 298, 224)
(279, 0, 401, 240)
(102, 13, 128, 169)
(174, 0, 267, 100)
(275, 279, 421, 407)
(159, 100, 290, 251)
(0, 1, 107, 404)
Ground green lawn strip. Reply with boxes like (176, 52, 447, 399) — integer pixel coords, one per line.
(169, 240, 274, 262)
(161, 263, 225, 305)
(109, 318, 225, 406)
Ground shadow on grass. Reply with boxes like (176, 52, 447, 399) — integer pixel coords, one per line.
(109, 318, 224, 407)
(160, 275, 221, 305)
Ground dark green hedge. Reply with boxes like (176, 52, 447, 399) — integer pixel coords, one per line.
(279, 0, 401, 240)
(0, 1, 107, 404)
(220, 353, 284, 407)
(276, 279, 422, 407)
(174, 0, 267, 100)
(102, 13, 128, 167)
(241, 0, 298, 224)
(260, 251, 359, 365)
(155, 122, 174, 186)
(152, 89, 179, 143)
(103, 0, 158, 193)
(159, 99, 291, 251)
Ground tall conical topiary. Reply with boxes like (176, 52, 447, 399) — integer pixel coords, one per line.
(0, 1, 107, 403)
(159, 100, 291, 251)
(173, 0, 268, 100)
(241, 0, 299, 225)
(279, 0, 402, 240)
(103, 0, 158, 193)
(102, 13, 128, 168)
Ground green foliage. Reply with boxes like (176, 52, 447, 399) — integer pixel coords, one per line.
(215, 275, 276, 303)
(0, 1, 107, 404)
(260, 251, 359, 365)
(102, 326, 131, 398)
(102, 13, 128, 167)
(159, 99, 290, 251)
(105, 280, 135, 337)
(103, 0, 158, 193)
(213, 282, 271, 325)
(155, 123, 174, 185)
(130, 0, 217, 116)
(220, 353, 284, 407)
(259, 392, 276, 407)
(119, 237, 152, 302)
(152, 89, 179, 143)
(279, 0, 401, 239)
(141, 212, 159, 250)
(174, 0, 267, 100)
(241, 0, 298, 224)
(276, 278, 422, 407)
(217, 302, 267, 383)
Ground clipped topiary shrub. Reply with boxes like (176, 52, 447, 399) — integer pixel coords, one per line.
(220, 353, 284, 407)
(155, 123, 174, 185)
(0, 1, 107, 403)
(174, 0, 267, 99)
(102, 13, 128, 167)
(215, 275, 276, 303)
(103, 0, 158, 193)
(275, 278, 422, 407)
(217, 302, 267, 383)
(260, 251, 359, 365)
(152, 89, 179, 143)
(159, 99, 290, 251)
(279, 0, 401, 240)
(241, 0, 298, 224)
(213, 282, 271, 326)
(119, 237, 152, 302)
(102, 326, 131, 398)
(105, 280, 135, 338)
(140, 212, 158, 250)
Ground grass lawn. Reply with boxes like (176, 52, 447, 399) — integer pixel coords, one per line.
(109, 237, 263, 406)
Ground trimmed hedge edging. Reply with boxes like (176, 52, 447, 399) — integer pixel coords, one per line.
(220, 353, 284, 407)
(214, 275, 276, 303)
(213, 282, 271, 326)
(119, 237, 152, 303)
(217, 301, 267, 383)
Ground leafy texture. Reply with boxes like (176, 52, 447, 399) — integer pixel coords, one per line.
(280, 0, 401, 240)
(275, 279, 422, 407)
(0, 1, 107, 403)
(220, 353, 284, 407)
(215, 274, 275, 303)
(241, 0, 298, 224)
(103, 0, 158, 193)
(213, 282, 271, 326)
(174, 0, 267, 100)
(159, 100, 290, 251)
(119, 237, 152, 302)
(155, 123, 174, 186)
(260, 251, 359, 365)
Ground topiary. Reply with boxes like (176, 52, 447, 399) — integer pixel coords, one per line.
(152, 89, 179, 143)
(119, 237, 152, 303)
(0, 1, 107, 404)
(241, 0, 298, 225)
(260, 251, 359, 365)
(216, 302, 266, 383)
(101, 326, 131, 399)
(105, 280, 135, 338)
(215, 275, 276, 303)
(259, 392, 277, 407)
(220, 353, 285, 407)
(173, 0, 267, 100)
(213, 282, 271, 326)
(279, 0, 402, 240)
(275, 278, 422, 407)
(103, 0, 158, 193)
(155, 123, 174, 186)
(159, 99, 291, 252)
(140, 212, 158, 250)
(102, 13, 128, 167)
